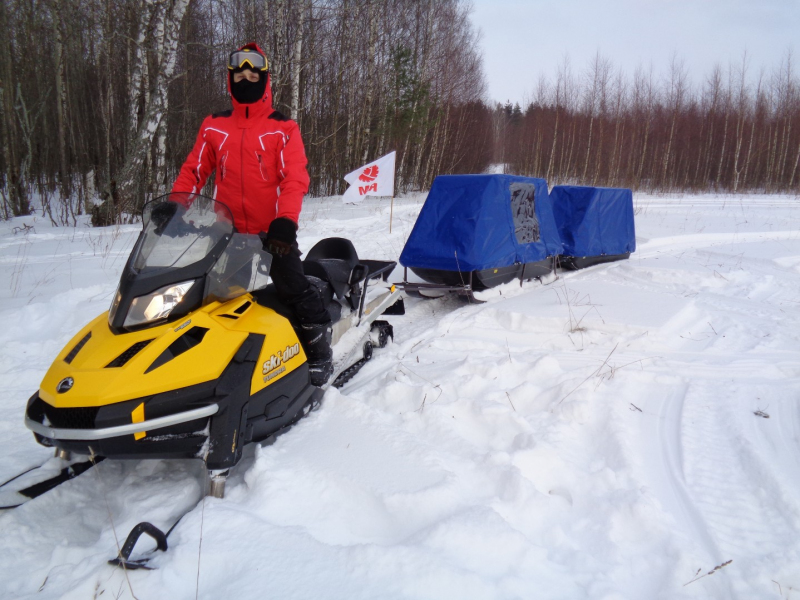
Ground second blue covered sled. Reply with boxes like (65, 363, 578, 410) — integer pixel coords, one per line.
(550, 185, 636, 269)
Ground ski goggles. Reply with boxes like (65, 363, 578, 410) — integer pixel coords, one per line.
(228, 50, 268, 72)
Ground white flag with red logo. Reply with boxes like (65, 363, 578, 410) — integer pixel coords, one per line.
(342, 151, 396, 203)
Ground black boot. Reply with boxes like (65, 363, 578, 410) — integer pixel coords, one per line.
(301, 323, 333, 387)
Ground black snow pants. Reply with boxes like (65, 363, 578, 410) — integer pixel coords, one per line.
(269, 245, 331, 326)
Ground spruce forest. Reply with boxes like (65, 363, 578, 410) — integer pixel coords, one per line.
(0, 0, 798, 226)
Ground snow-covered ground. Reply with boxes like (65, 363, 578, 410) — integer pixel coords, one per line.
(1, 193, 800, 599)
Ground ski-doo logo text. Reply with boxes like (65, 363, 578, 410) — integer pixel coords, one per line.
(262, 343, 301, 382)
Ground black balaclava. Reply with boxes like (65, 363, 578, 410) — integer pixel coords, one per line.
(230, 68, 268, 104)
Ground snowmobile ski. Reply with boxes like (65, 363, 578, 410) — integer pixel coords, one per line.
(0, 456, 103, 510)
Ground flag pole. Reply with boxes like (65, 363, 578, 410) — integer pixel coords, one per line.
(389, 150, 396, 234)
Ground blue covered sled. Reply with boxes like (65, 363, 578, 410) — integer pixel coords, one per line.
(400, 175, 563, 296)
(550, 186, 635, 270)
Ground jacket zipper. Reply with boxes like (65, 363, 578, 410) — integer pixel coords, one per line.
(240, 127, 248, 233)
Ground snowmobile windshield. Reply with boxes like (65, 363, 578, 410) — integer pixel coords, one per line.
(108, 194, 271, 331)
(204, 233, 272, 303)
(137, 194, 235, 275)
(137, 193, 272, 302)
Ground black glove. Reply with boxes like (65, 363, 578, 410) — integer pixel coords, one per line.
(149, 201, 186, 235)
(261, 217, 297, 257)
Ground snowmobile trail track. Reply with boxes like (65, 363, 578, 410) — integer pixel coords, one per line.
(682, 382, 800, 557)
(653, 385, 724, 563)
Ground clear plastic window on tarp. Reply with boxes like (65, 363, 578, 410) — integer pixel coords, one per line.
(204, 234, 272, 303)
(510, 182, 540, 244)
(135, 195, 235, 274)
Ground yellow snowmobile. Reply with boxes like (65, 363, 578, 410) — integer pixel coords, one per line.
(23, 194, 401, 501)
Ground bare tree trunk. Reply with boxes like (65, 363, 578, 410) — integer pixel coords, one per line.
(53, 4, 70, 199)
(118, 0, 190, 216)
(767, 123, 778, 190)
(129, 0, 153, 133)
(778, 117, 792, 185)
(290, 0, 306, 121)
(546, 98, 559, 181)
(272, 0, 286, 110)
(662, 114, 675, 189)
(662, 57, 687, 190)
(582, 116, 593, 182)
(0, 0, 28, 216)
(715, 103, 730, 189)
(565, 121, 577, 181)
(14, 83, 37, 217)
(360, 0, 377, 163)
(789, 140, 800, 189)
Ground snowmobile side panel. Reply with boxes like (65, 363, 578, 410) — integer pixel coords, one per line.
(210, 296, 309, 391)
(205, 333, 265, 470)
(228, 304, 309, 394)
(246, 363, 318, 444)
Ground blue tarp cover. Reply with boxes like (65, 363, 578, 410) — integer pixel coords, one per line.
(400, 175, 563, 272)
(550, 186, 636, 257)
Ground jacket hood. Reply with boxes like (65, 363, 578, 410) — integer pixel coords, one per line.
(228, 42, 273, 121)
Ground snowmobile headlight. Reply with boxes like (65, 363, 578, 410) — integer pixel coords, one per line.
(123, 280, 196, 328)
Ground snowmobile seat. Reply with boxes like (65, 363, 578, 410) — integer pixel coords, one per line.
(303, 238, 372, 310)
(303, 238, 369, 301)
(306, 237, 360, 266)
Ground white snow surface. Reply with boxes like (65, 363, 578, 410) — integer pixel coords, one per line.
(1, 194, 800, 599)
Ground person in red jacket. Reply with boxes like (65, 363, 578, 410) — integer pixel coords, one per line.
(170, 43, 333, 386)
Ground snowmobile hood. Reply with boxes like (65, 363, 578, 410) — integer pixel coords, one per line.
(227, 42, 274, 125)
(39, 308, 246, 408)
(38, 297, 306, 409)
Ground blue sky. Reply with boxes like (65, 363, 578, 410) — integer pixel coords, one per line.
(470, 0, 799, 105)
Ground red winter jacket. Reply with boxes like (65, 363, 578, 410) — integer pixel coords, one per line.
(171, 53, 310, 234)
